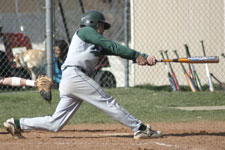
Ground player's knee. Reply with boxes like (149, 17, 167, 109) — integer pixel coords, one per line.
(107, 98, 120, 109)
(49, 125, 61, 132)
(47, 121, 62, 132)
(47, 116, 65, 132)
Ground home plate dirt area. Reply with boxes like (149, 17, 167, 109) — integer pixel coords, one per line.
(0, 121, 225, 150)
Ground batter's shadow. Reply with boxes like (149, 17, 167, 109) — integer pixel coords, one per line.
(50, 134, 133, 139)
(51, 129, 133, 139)
(60, 129, 116, 133)
(74, 129, 116, 132)
(163, 131, 225, 137)
(0, 131, 8, 135)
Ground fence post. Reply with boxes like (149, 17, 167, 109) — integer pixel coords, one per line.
(45, 0, 53, 78)
(124, 0, 130, 87)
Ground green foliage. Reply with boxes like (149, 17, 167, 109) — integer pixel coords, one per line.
(0, 85, 225, 128)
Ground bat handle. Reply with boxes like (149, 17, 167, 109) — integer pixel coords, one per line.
(173, 50, 179, 58)
(156, 59, 160, 63)
(159, 50, 165, 60)
(200, 40, 207, 56)
(184, 44, 191, 57)
(164, 50, 170, 59)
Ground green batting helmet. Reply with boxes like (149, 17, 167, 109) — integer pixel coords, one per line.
(80, 10, 111, 30)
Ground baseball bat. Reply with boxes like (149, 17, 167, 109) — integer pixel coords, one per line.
(184, 45, 194, 81)
(159, 51, 177, 91)
(58, 0, 71, 43)
(184, 44, 202, 91)
(164, 50, 180, 91)
(173, 50, 196, 92)
(200, 40, 214, 92)
(79, 0, 85, 14)
(210, 73, 225, 90)
(157, 56, 219, 63)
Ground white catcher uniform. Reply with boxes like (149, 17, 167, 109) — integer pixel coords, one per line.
(19, 30, 143, 132)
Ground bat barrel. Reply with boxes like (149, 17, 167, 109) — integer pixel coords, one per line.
(157, 56, 219, 63)
(186, 56, 219, 63)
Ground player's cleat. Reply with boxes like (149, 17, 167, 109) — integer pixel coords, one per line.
(134, 124, 162, 140)
(3, 118, 25, 139)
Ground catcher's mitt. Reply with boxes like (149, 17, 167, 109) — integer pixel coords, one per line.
(36, 75, 53, 103)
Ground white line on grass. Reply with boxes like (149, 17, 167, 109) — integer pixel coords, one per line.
(170, 106, 225, 111)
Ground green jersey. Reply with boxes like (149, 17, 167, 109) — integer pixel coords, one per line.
(77, 27, 148, 61)
(63, 27, 148, 75)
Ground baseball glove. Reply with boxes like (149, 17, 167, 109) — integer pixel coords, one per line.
(36, 75, 53, 103)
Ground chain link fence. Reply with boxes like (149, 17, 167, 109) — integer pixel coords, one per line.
(0, 0, 224, 92)
(0, 0, 46, 91)
(131, 0, 225, 90)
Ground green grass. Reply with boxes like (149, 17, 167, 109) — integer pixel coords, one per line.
(0, 85, 225, 128)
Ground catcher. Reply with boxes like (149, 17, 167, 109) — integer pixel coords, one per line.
(3, 10, 162, 139)
(0, 76, 53, 102)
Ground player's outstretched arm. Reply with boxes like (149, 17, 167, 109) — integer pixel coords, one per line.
(0, 77, 35, 87)
(0, 76, 53, 103)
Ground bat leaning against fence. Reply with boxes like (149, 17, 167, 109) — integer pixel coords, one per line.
(184, 44, 202, 91)
(173, 50, 197, 92)
(210, 73, 225, 90)
(184, 44, 194, 81)
(200, 40, 214, 92)
(159, 50, 177, 91)
(164, 50, 180, 91)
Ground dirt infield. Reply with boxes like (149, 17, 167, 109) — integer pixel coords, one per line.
(0, 121, 225, 150)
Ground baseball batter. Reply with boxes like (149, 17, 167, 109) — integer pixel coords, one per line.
(4, 10, 162, 140)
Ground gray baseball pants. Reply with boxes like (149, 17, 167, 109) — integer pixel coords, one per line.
(20, 67, 142, 132)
